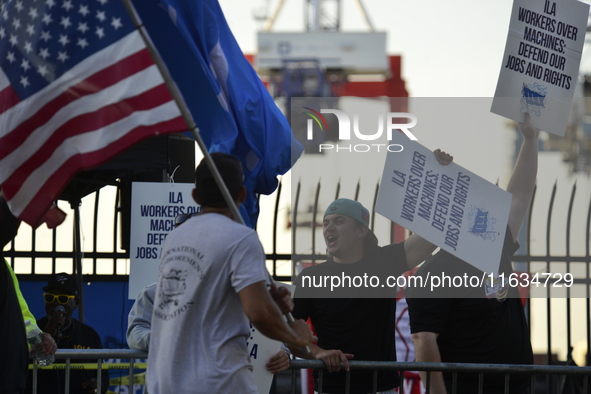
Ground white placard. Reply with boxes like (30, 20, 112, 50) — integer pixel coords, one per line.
(491, 0, 589, 136)
(128, 182, 200, 299)
(247, 324, 283, 394)
(375, 134, 512, 274)
(247, 282, 293, 394)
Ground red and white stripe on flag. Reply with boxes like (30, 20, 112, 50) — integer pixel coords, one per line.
(0, 31, 186, 228)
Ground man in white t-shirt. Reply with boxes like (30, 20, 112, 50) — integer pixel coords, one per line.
(147, 153, 315, 394)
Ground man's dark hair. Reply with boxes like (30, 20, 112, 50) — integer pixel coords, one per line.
(194, 153, 244, 208)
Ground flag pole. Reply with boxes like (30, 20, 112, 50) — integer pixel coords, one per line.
(120, 2, 309, 353)
(120, 0, 243, 225)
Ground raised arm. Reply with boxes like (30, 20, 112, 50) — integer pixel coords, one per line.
(404, 234, 438, 269)
(412, 331, 447, 394)
(239, 281, 316, 348)
(506, 113, 539, 242)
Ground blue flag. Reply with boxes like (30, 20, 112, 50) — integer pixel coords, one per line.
(131, 0, 303, 228)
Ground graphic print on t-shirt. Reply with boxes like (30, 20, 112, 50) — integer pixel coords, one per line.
(484, 274, 509, 301)
(155, 246, 205, 319)
(160, 268, 188, 308)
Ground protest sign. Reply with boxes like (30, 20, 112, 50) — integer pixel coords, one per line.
(247, 282, 293, 394)
(376, 134, 512, 274)
(491, 0, 589, 135)
(129, 182, 200, 298)
(247, 323, 284, 394)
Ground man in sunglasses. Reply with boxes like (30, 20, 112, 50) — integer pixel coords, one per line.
(26, 273, 109, 394)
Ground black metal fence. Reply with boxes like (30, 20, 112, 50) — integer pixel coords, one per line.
(288, 359, 591, 394)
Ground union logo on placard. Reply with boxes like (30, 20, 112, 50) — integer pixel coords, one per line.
(467, 205, 498, 242)
(521, 82, 547, 116)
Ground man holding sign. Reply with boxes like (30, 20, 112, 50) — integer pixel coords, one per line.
(146, 153, 316, 394)
(407, 114, 538, 394)
(290, 150, 452, 394)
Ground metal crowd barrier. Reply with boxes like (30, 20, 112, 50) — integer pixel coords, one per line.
(30, 349, 147, 394)
(288, 360, 591, 394)
(29, 350, 591, 394)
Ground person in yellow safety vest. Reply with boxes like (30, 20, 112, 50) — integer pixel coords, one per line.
(0, 195, 56, 394)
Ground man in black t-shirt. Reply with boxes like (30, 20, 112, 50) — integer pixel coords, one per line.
(407, 113, 538, 394)
(407, 229, 533, 393)
(290, 150, 453, 394)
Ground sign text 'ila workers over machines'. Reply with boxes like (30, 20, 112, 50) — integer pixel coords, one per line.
(491, 0, 589, 135)
(128, 182, 200, 299)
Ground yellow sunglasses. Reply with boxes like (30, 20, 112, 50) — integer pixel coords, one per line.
(43, 293, 75, 304)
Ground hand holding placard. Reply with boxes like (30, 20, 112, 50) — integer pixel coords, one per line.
(376, 133, 512, 274)
(491, 0, 589, 135)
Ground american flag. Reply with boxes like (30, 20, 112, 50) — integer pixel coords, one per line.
(0, 0, 186, 228)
